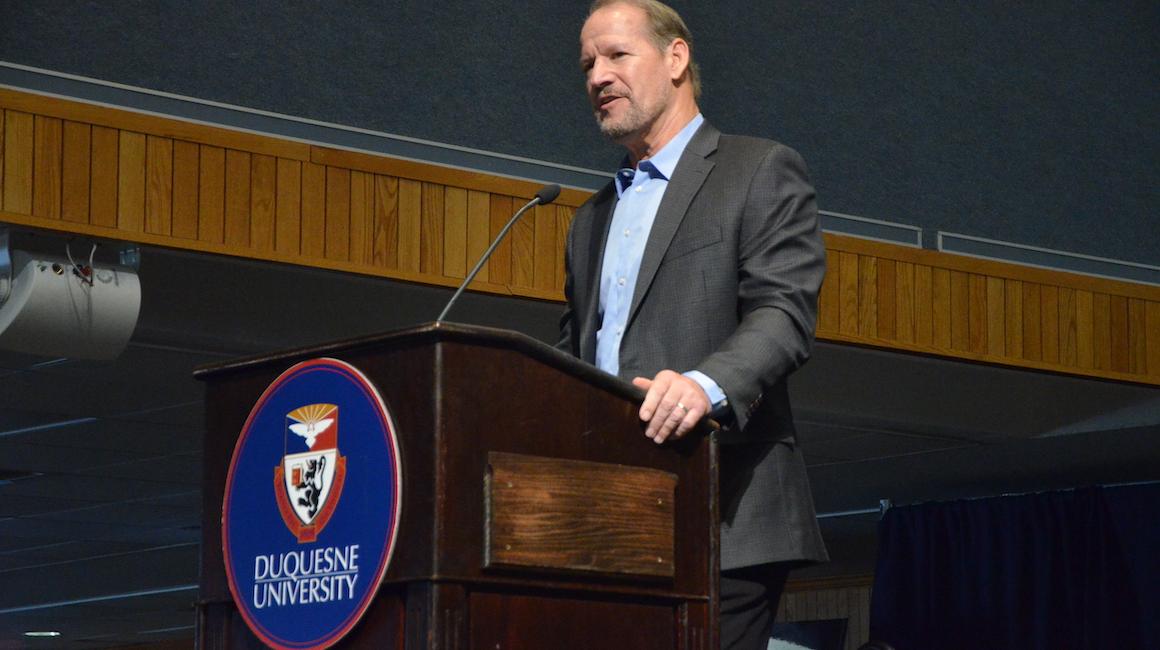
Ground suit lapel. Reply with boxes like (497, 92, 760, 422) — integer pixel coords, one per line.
(627, 124, 719, 325)
(578, 184, 617, 362)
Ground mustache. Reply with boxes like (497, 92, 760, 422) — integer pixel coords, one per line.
(593, 88, 628, 106)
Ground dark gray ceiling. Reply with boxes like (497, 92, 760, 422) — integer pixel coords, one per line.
(1, 245, 1157, 647)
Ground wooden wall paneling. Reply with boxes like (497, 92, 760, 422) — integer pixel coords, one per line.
(1004, 279, 1023, 359)
(967, 274, 987, 354)
(348, 170, 372, 265)
(776, 582, 873, 648)
(465, 190, 491, 283)
(1093, 292, 1112, 371)
(32, 115, 62, 219)
(300, 162, 326, 258)
(914, 264, 933, 346)
(780, 592, 797, 621)
(555, 205, 572, 291)
(814, 588, 828, 619)
(396, 178, 421, 273)
(857, 255, 877, 338)
(1022, 283, 1042, 361)
(61, 120, 91, 223)
(198, 145, 225, 243)
(1128, 299, 1147, 375)
(846, 589, 860, 648)
(223, 150, 251, 249)
(876, 258, 896, 341)
(1109, 295, 1129, 373)
(275, 158, 301, 255)
(171, 140, 199, 239)
(986, 276, 1005, 356)
(145, 135, 173, 236)
(844, 588, 860, 650)
(372, 175, 399, 269)
(442, 186, 468, 278)
(1040, 285, 1060, 364)
(487, 195, 513, 286)
(1146, 301, 1160, 378)
(0, 110, 4, 211)
(9, 89, 1160, 387)
(250, 154, 276, 253)
(1075, 290, 1094, 369)
(309, 143, 590, 209)
(324, 166, 351, 262)
(89, 125, 119, 228)
(856, 587, 872, 647)
(117, 131, 146, 232)
(818, 254, 840, 334)
(805, 590, 819, 623)
(533, 203, 557, 291)
(419, 182, 444, 274)
(949, 270, 969, 351)
(838, 252, 859, 336)
(511, 197, 535, 288)
(4, 110, 34, 214)
(0, 88, 309, 162)
(931, 268, 951, 349)
(828, 232, 1159, 304)
(1058, 287, 1077, 366)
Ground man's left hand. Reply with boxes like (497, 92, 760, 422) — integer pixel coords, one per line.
(632, 370, 711, 444)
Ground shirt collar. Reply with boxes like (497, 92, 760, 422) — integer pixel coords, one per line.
(614, 113, 705, 196)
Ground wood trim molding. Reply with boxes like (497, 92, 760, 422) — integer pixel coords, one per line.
(2, 87, 1157, 385)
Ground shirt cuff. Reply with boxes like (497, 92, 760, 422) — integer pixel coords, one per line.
(683, 370, 728, 412)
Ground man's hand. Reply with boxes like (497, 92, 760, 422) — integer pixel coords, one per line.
(632, 370, 711, 444)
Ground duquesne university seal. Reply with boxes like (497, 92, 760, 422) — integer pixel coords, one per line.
(276, 403, 345, 543)
(222, 358, 402, 650)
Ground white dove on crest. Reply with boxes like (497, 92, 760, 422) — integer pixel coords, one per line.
(289, 418, 334, 449)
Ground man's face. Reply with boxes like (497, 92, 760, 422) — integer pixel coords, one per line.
(580, 3, 675, 143)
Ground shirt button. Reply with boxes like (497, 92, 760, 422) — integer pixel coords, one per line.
(623, 228, 630, 237)
(634, 186, 643, 193)
(617, 277, 626, 286)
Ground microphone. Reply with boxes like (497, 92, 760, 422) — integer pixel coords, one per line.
(436, 183, 561, 322)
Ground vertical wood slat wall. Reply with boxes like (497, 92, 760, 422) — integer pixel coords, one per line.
(2, 88, 1158, 386)
(817, 236, 1160, 385)
(0, 89, 582, 303)
(777, 578, 874, 650)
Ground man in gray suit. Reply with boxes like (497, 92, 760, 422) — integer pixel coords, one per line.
(559, 1, 828, 647)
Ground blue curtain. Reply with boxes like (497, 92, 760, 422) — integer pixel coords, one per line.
(869, 485, 1149, 650)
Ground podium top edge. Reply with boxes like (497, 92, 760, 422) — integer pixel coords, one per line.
(192, 321, 643, 402)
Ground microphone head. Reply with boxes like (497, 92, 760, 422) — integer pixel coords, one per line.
(534, 184, 561, 205)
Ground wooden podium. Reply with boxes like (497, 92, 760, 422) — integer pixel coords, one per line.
(195, 322, 718, 649)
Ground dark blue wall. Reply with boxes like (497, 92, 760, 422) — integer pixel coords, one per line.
(2, 1, 1156, 265)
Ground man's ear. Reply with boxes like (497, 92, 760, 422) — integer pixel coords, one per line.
(668, 38, 691, 83)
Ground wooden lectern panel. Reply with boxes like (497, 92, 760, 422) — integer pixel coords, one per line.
(468, 591, 675, 649)
(484, 451, 677, 577)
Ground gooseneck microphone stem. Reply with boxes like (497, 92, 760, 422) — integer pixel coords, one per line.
(436, 184, 561, 322)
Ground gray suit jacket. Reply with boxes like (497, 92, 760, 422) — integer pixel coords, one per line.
(558, 122, 829, 569)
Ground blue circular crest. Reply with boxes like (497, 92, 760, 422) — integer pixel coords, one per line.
(222, 358, 402, 650)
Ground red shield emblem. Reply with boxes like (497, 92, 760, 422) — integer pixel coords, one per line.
(273, 403, 347, 542)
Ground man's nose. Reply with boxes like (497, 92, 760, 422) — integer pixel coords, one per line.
(587, 60, 613, 90)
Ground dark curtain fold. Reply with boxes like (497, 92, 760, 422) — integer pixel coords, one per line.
(869, 486, 1145, 650)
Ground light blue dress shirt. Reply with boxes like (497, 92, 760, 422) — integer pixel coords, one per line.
(594, 114, 726, 409)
